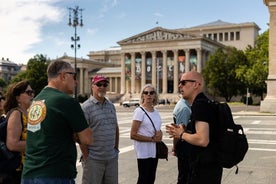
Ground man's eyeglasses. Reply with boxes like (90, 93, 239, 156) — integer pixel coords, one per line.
(95, 83, 108, 88)
(65, 72, 77, 80)
(25, 90, 35, 96)
(143, 91, 155, 95)
(179, 80, 196, 86)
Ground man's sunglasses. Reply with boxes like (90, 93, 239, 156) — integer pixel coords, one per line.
(95, 83, 108, 87)
(25, 90, 35, 96)
(179, 80, 196, 86)
(143, 91, 155, 95)
(65, 72, 77, 80)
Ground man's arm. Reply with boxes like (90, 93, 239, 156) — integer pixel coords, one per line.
(77, 127, 93, 145)
(182, 121, 209, 147)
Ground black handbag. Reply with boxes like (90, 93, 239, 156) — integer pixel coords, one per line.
(140, 107, 168, 161)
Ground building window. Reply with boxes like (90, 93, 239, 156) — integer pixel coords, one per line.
(230, 32, 234, 41)
(219, 33, 223, 41)
(236, 31, 240, 40)
(224, 32, 229, 41)
(213, 33, 217, 41)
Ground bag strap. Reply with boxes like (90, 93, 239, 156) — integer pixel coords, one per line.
(139, 106, 156, 132)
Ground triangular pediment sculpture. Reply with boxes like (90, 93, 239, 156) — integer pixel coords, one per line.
(118, 27, 197, 45)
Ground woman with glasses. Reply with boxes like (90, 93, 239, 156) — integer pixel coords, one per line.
(0, 80, 34, 184)
(130, 84, 163, 184)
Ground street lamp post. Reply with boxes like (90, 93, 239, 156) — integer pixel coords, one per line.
(68, 6, 83, 99)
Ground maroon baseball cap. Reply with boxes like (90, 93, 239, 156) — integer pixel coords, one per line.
(91, 74, 109, 84)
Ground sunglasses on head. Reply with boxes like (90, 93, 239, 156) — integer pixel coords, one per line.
(25, 90, 35, 96)
(65, 72, 77, 80)
(95, 83, 108, 87)
(143, 91, 155, 95)
(179, 80, 196, 86)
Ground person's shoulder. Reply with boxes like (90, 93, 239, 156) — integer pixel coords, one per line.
(134, 106, 143, 113)
(81, 96, 94, 107)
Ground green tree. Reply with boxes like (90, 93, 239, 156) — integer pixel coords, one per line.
(10, 54, 49, 95)
(202, 47, 248, 102)
(236, 30, 269, 100)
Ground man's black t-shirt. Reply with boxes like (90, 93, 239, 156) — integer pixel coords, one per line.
(186, 92, 219, 164)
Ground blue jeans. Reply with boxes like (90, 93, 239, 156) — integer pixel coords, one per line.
(21, 178, 75, 184)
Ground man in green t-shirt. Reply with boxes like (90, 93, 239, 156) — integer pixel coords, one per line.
(22, 60, 93, 184)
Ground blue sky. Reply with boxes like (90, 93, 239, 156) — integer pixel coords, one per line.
(0, 0, 269, 64)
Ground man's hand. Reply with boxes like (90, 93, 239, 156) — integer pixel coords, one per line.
(166, 123, 185, 139)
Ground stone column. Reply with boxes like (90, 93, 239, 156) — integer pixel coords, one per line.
(261, 0, 276, 112)
(109, 77, 113, 93)
(114, 77, 118, 93)
(185, 49, 190, 72)
(152, 51, 157, 89)
(141, 52, 146, 88)
(131, 52, 135, 94)
(79, 67, 84, 95)
(162, 50, 168, 94)
(120, 53, 126, 94)
(196, 48, 202, 72)
(173, 50, 179, 93)
(84, 68, 90, 95)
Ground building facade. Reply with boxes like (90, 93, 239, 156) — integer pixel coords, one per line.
(0, 58, 20, 84)
(64, 20, 260, 102)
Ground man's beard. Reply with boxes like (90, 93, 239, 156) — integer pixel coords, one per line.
(97, 91, 106, 98)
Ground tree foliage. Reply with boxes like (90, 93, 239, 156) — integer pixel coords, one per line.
(10, 54, 49, 95)
(236, 30, 268, 100)
(202, 47, 248, 102)
(203, 30, 269, 102)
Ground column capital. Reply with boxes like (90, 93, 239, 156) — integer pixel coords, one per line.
(161, 50, 167, 55)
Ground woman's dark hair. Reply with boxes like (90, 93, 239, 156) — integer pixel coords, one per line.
(4, 80, 30, 113)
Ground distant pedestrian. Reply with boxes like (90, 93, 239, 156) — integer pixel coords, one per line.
(130, 84, 163, 184)
(22, 60, 93, 184)
(81, 74, 119, 184)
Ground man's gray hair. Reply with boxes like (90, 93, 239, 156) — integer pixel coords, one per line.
(47, 60, 73, 79)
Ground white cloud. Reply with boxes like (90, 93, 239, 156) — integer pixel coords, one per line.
(0, 0, 63, 64)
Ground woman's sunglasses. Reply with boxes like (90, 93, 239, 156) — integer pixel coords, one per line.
(143, 91, 155, 95)
(25, 90, 35, 96)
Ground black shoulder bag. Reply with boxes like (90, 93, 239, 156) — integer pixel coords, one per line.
(0, 109, 22, 173)
(140, 107, 168, 161)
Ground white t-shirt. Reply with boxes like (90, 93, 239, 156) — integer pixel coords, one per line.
(132, 107, 162, 159)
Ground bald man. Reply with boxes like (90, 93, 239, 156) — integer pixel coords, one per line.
(166, 71, 222, 184)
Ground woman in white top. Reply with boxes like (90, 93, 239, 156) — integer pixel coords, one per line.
(130, 84, 163, 184)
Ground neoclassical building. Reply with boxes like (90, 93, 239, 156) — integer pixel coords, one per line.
(117, 27, 225, 101)
(62, 20, 260, 102)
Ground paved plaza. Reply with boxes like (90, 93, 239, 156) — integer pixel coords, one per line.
(75, 104, 276, 184)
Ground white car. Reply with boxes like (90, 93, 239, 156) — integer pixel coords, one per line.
(122, 98, 140, 107)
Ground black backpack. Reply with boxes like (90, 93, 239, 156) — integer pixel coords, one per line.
(208, 100, 249, 174)
(0, 110, 22, 173)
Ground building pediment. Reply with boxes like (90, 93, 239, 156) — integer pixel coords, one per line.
(118, 27, 197, 45)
